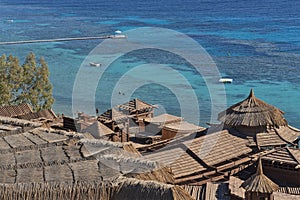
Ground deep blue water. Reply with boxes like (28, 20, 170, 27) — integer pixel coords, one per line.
(0, 0, 300, 127)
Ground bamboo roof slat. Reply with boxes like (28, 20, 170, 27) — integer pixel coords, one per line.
(4, 134, 34, 148)
(256, 130, 287, 147)
(275, 126, 300, 143)
(186, 130, 252, 166)
(16, 167, 44, 183)
(0, 170, 16, 184)
(287, 148, 300, 165)
(69, 160, 101, 182)
(262, 148, 299, 165)
(44, 164, 73, 182)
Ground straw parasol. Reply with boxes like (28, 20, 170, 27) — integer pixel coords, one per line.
(241, 157, 279, 193)
(218, 89, 287, 128)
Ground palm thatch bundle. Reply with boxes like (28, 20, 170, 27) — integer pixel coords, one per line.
(98, 154, 174, 184)
(80, 139, 140, 157)
(241, 158, 279, 194)
(218, 89, 287, 127)
(111, 178, 194, 200)
(0, 181, 112, 200)
(0, 116, 41, 128)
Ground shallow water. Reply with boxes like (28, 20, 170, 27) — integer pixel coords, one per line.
(0, 0, 300, 127)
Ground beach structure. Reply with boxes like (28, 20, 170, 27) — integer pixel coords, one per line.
(241, 158, 279, 200)
(118, 98, 155, 130)
(143, 113, 205, 140)
(141, 89, 300, 199)
(0, 115, 195, 200)
(0, 103, 57, 121)
(0, 103, 58, 129)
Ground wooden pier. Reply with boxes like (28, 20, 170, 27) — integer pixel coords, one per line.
(0, 35, 126, 45)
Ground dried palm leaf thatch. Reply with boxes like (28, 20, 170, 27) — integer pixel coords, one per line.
(0, 116, 41, 128)
(4, 133, 34, 148)
(41, 146, 69, 165)
(44, 164, 73, 183)
(241, 158, 279, 193)
(0, 181, 112, 200)
(15, 149, 41, 166)
(0, 170, 16, 184)
(111, 178, 194, 200)
(69, 159, 102, 182)
(17, 167, 44, 183)
(98, 154, 174, 184)
(80, 139, 140, 157)
(218, 89, 287, 127)
(0, 153, 15, 170)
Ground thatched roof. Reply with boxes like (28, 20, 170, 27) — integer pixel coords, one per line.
(118, 98, 153, 113)
(0, 116, 41, 129)
(256, 130, 287, 148)
(262, 147, 300, 168)
(111, 178, 194, 200)
(98, 108, 128, 123)
(144, 128, 253, 184)
(241, 158, 279, 193)
(218, 89, 287, 127)
(163, 121, 205, 133)
(79, 139, 141, 157)
(84, 121, 115, 139)
(275, 126, 300, 143)
(17, 109, 57, 121)
(0, 103, 33, 117)
(144, 113, 183, 125)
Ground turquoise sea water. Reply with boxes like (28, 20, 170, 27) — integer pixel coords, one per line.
(0, 0, 300, 127)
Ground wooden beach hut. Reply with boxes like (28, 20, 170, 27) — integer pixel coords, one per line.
(118, 98, 155, 131)
(241, 158, 279, 200)
(218, 89, 300, 149)
(218, 89, 287, 134)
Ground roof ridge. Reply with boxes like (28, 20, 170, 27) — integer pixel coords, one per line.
(287, 147, 300, 165)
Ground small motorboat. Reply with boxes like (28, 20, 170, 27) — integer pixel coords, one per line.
(89, 62, 101, 67)
(219, 78, 233, 83)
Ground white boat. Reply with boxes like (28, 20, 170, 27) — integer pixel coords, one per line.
(109, 34, 127, 39)
(89, 62, 101, 67)
(219, 78, 233, 83)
